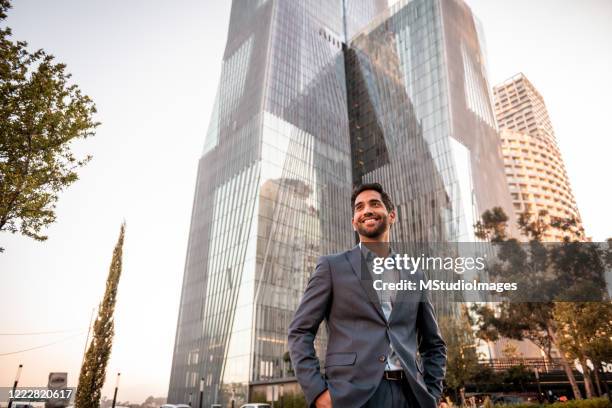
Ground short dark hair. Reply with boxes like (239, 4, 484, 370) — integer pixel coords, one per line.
(351, 183, 394, 212)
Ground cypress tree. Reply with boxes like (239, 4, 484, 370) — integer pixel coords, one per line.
(75, 223, 125, 408)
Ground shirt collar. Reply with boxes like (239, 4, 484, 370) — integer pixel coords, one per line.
(359, 242, 395, 260)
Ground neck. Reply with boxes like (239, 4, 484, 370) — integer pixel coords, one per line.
(359, 232, 390, 257)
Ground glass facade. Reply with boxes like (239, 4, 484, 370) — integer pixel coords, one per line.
(168, 0, 515, 405)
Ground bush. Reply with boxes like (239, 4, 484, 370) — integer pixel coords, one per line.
(496, 397, 611, 408)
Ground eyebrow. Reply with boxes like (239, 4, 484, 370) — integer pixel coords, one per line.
(354, 198, 382, 207)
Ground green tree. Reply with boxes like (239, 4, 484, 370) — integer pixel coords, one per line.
(439, 306, 481, 405)
(75, 224, 125, 408)
(554, 301, 612, 398)
(0, 0, 98, 250)
(502, 364, 533, 392)
(471, 208, 611, 400)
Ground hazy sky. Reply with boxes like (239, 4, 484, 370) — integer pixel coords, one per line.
(1, 0, 610, 403)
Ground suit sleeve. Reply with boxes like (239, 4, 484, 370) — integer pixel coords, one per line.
(287, 256, 332, 407)
(417, 273, 447, 401)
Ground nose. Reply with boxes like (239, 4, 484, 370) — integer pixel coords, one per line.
(361, 209, 376, 219)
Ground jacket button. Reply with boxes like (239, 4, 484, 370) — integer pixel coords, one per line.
(378, 355, 387, 362)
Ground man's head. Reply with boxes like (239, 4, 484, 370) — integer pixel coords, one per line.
(351, 183, 396, 241)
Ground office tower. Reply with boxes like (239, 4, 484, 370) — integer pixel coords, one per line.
(493, 73, 584, 241)
(168, 0, 514, 405)
(168, 1, 385, 404)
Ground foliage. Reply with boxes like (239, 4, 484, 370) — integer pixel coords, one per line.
(439, 306, 482, 394)
(501, 364, 533, 391)
(496, 397, 612, 408)
(250, 391, 307, 408)
(0, 0, 98, 250)
(474, 207, 510, 242)
(75, 224, 125, 408)
(553, 301, 612, 398)
(471, 207, 611, 400)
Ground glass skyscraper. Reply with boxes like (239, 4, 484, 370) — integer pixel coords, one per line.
(168, 0, 515, 405)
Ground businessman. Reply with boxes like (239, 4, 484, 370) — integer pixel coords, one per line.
(288, 183, 446, 408)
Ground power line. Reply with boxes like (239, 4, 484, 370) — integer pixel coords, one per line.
(0, 328, 87, 336)
(0, 332, 86, 356)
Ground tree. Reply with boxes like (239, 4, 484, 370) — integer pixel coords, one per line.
(553, 301, 612, 398)
(0, 0, 98, 251)
(75, 223, 125, 408)
(502, 364, 533, 392)
(471, 208, 611, 400)
(439, 306, 482, 405)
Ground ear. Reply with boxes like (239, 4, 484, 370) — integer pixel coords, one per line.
(389, 209, 397, 225)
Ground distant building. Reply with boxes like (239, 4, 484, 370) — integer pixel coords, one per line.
(493, 73, 584, 241)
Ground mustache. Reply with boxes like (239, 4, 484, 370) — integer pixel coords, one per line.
(359, 214, 381, 222)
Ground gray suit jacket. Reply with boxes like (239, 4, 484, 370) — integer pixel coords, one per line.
(288, 245, 446, 408)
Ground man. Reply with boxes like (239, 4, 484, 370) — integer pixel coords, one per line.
(288, 183, 446, 408)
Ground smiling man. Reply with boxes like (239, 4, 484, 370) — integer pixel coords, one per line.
(288, 183, 447, 408)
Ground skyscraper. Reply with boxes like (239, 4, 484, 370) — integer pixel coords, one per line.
(493, 73, 584, 241)
(168, 0, 515, 405)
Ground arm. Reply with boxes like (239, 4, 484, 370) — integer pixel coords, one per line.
(288, 256, 333, 407)
(416, 282, 447, 401)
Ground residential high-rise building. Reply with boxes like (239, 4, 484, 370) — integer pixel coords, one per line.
(168, 0, 515, 405)
(493, 73, 584, 241)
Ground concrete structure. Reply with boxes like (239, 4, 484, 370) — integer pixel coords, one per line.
(493, 73, 584, 241)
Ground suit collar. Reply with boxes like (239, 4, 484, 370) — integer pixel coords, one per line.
(346, 245, 386, 322)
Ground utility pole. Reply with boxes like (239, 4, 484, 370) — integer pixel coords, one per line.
(111, 372, 120, 408)
(534, 367, 543, 400)
(7, 364, 23, 408)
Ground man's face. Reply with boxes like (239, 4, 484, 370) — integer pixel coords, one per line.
(351, 190, 395, 239)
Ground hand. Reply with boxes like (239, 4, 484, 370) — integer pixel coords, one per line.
(315, 389, 332, 408)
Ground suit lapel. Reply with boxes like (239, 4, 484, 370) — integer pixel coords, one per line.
(389, 267, 421, 323)
(346, 245, 386, 322)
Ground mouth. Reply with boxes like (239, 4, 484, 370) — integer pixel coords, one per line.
(361, 216, 380, 227)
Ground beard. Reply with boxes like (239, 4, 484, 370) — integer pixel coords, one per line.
(356, 216, 388, 238)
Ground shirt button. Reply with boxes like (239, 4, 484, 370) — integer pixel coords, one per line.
(378, 355, 387, 363)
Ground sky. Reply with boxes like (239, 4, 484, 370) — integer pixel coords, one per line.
(1, 0, 611, 403)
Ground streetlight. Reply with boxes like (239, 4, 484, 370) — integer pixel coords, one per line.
(199, 378, 204, 408)
(111, 372, 121, 408)
(7, 364, 23, 408)
(534, 367, 543, 400)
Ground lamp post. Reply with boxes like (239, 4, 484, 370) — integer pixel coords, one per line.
(199, 378, 204, 408)
(534, 367, 543, 400)
(7, 364, 23, 408)
(111, 372, 121, 408)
